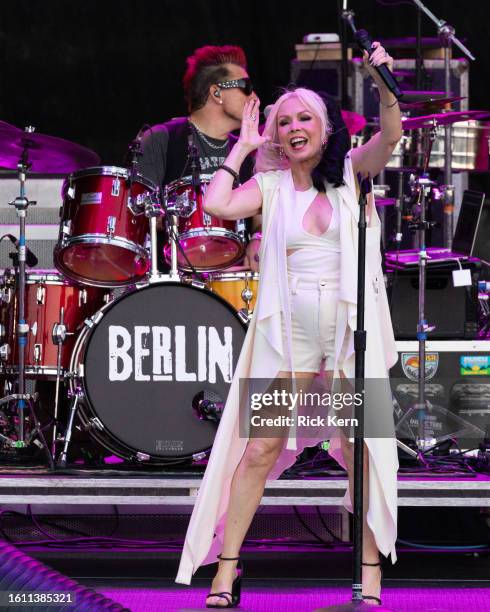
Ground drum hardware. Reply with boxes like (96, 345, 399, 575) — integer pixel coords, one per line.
(51, 306, 73, 458)
(7, 126, 38, 448)
(57, 386, 83, 468)
(192, 391, 224, 422)
(411, 0, 475, 249)
(0, 391, 54, 469)
(206, 271, 259, 321)
(141, 192, 166, 283)
(397, 112, 441, 450)
(0, 120, 102, 464)
(106, 216, 116, 239)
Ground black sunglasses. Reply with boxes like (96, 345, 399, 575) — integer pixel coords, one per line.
(216, 77, 254, 96)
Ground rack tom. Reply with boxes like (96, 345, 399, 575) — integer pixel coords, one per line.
(163, 175, 246, 271)
(55, 166, 155, 287)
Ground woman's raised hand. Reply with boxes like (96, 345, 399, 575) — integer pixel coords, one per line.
(362, 41, 394, 81)
(238, 98, 270, 153)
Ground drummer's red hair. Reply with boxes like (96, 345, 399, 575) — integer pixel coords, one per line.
(183, 45, 247, 112)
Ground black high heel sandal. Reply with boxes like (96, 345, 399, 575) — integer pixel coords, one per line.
(206, 554, 243, 609)
(361, 561, 383, 606)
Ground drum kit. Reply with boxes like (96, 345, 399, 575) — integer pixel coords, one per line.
(0, 122, 258, 468)
(1, 93, 488, 467)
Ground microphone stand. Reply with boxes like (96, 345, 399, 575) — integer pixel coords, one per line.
(339, 0, 353, 109)
(315, 176, 393, 611)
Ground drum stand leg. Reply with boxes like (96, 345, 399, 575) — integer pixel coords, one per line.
(26, 394, 55, 470)
(51, 306, 66, 458)
(57, 388, 82, 468)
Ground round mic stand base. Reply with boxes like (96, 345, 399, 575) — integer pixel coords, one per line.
(314, 602, 394, 611)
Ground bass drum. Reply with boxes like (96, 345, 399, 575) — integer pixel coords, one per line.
(70, 282, 247, 464)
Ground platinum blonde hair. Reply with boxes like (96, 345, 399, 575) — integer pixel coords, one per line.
(255, 88, 332, 173)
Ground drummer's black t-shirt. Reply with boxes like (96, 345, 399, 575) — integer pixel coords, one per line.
(138, 117, 251, 193)
(136, 117, 254, 270)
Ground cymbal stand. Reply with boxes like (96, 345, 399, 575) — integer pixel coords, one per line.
(8, 128, 37, 447)
(411, 0, 476, 249)
(406, 123, 438, 450)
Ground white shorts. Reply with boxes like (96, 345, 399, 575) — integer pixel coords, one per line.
(280, 272, 339, 373)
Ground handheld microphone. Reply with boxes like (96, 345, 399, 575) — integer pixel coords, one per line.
(354, 29, 403, 100)
(5, 234, 38, 267)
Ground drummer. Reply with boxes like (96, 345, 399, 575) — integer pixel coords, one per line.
(138, 44, 261, 270)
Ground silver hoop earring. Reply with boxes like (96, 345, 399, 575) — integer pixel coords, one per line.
(321, 138, 328, 149)
(278, 146, 285, 159)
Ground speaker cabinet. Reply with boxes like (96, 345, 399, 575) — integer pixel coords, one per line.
(388, 264, 481, 339)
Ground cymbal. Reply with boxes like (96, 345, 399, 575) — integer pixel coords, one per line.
(400, 95, 466, 111)
(341, 109, 367, 135)
(0, 120, 100, 173)
(401, 110, 490, 131)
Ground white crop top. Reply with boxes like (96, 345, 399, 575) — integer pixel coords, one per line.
(285, 184, 341, 252)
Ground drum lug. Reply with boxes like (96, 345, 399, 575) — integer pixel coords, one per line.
(0, 324, 5, 338)
(79, 288, 88, 306)
(111, 177, 121, 197)
(106, 216, 116, 239)
(241, 286, 254, 305)
(192, 451, 207, 462)
(36, 285, 46, 305)
(0, 288, 11, 304)
(136, 452, 150, 462)
(90, 417, 104, 431)
(0, 343, 11, 361)
(203, 211, 212, 227)
(190, 279, 206, 290)
(66, 177, 75, 200)
(61, 220, 72, 238)
(33, 344, 42, 365)
(31, 321, 38, 336)
(238, 308, 251, 324)
(88, 310, 104, 328)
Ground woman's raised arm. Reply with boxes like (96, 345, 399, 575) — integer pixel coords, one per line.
(350, 42, 403, 179)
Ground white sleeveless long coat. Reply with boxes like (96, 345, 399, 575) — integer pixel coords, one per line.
(176, 153, 399, 584)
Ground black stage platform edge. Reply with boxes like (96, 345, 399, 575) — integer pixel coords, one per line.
(22, 549, 490, 583)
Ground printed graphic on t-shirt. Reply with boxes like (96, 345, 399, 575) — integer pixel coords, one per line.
(199, 155, 227, 172)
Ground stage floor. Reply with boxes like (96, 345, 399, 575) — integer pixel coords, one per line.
(94, 579, 490, 611)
